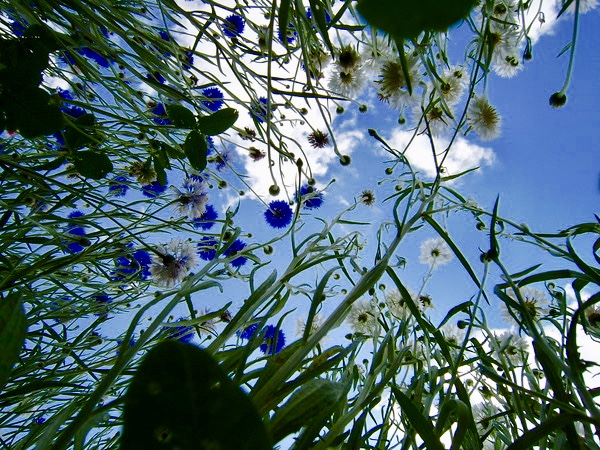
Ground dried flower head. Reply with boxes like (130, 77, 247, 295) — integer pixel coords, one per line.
(248, 146, 266, 161)
(129, 160, 157, 185)
(359, 189, 375, 206)
(307, 129, 330, 148)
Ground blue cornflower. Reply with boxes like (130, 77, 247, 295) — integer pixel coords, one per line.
(201, 87, 224, 112)
(192, 204, 218, 230)
(159, 30, 170, 41)
(77, 47, 110, 68)
(206, 136, 215, 155)
(213, 149, 233, 171)
(306, 8, 331, 23)
(197, 237, 218, 261)
(142, 179, 168, 198)
(238, 323, 259, 340)
(223, 14, 245, 38)
(116, 338, 136, 355)
(165, 317, 195, 344)
(57, 89, 87, 118)
(32, 417, 46, 425)
(260, 325, 286, 355)
(146, 72, 166, 84)
(150, 102, 171, 125)
(278, 23, 297, 44)
(224, 239, 247, 268)
(108, 175, 130, 197)
(92, 293, 111, 317)
(66, 210, 88, 253)
(249, 97, 270, 123)
(60, 51, 77, 66)
(264, 200, 293, 229)
(113, 248, 152, 281)
(182, 50, 194, 70)
(297, 184, 324, 209)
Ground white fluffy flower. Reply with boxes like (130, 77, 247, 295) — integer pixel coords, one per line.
(467, 96, 502, 140)
(295, 313, 324, 338)
(493, 331, 528, 365)
(437, 66, 468, 105)
(501, 286, 548, 326)
(150, 239, 198, 287)
(328, 66, 367, 98)
(419, 237, 454, 267)
(173, 177, 209, 219)
(347, 299, 380, 335)
(374, 55, 421, 109)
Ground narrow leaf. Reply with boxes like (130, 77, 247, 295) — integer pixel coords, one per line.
(0, 292, 27, 393)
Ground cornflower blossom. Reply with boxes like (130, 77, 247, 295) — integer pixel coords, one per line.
(150, 239, 198, 287)
(201, 87, 224, 112)
(224, 239, 248, 268)
(297, 184, 323, 210)
(164, 317, 195, 344)
(501, 286, 548, 326)
(197, 237, 218, 261)
(437, 66, 468, 106)
(335, 45, 361, 72)
(467, 96, 501, 140)
(238, 323, 259, 340)
(213, 148, 234, 171)
(359, 189, 375, 206)
(222, 14, 245, 38)
(414, 101, 452, 137)
(360, 36, 396, 77)
(192, 204, 218, 230)
(197, 307, 218, 336)
(142, 179, 169, 198)
(77, 47, 110, 68)
(107, 175, 129, 197)
(347, 299, 380, 335)
(419, 237, 454, 267)
(328, 66, 367, 98)
(65, 210, 88, 253)
(173, 177, 209, 219)
(113, 248, 152, 281)
(149, 102, 171, 125)
(249, 97, 271, 123)
(441, 323, 465, 347)
(264, 200, 293, 229)
(260, 325, 286, 355)
(585, 305, 600, 330)
(493, 331, 528, 365)
(374, 55, 421, 109)
(385, 288, 417, 320)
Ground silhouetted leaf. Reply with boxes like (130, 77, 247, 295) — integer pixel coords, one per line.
(0, 292, 26, 394)
(197, 108, 238, 136)
(72, 150, 113, 179)
(166, 104, 196, 128)
(121, 340, 271, 450)
(184, 130, 207, 171)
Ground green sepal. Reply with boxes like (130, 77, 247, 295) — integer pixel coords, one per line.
(120, 340, 272, 450)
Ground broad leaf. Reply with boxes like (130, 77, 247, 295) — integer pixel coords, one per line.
(72, 150, 113, 179)
(120, 340, 271, 450)
(166, 104, 196, 128)
(184, 130, 207, 171)
(0, 292, 26, 394)
(197, 108, 238, 136)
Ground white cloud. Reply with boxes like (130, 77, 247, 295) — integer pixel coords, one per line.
(386, 129, 496, 180)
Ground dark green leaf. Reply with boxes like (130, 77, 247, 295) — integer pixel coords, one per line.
(391, 386, 445, 450)
(197, 108, 238, 136)
(120, 340, 271, 450)
(153, 155, 167, 186)
(63, 113, 97, 150)
(166, 104, 196, 128)
(72, 151, 113, 179)
(184, 130, 207, 171)
(0, 292, 26, 393)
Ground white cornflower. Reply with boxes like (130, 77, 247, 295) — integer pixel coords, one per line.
(441, 323, 465, 346)
(472, 402, 501, 435)
(413, 100, 453, 137)
(374, 55, 421, 109)
(492, 53, 523, 78)
(173, 177, 209, 219)
(360, 36, 395, 77)
(197, 307, 218, 336)
(501, 286, 548, 326)
(419, 237, 454, 267)
(467, 95, 502, 140)
(295, 313, 324, 338)
(585, 305, 600, 330)
(493, 331, 528, 365)
(437, 66, 468, 105)
(150, 239, 198, 287)
(347, 299, 380, 335)
(385, 288, 416, 320)
(328, 67, 367, 98)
